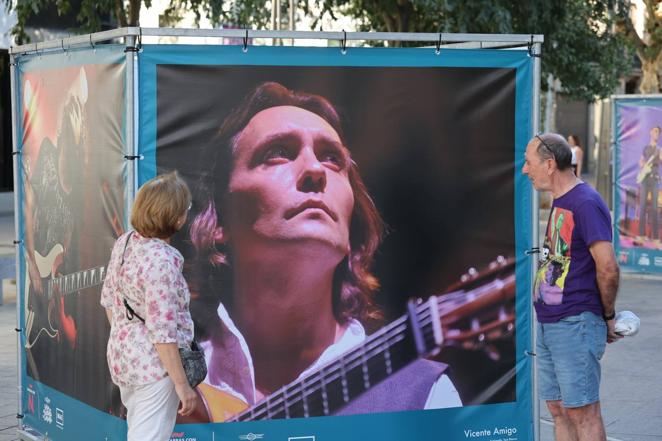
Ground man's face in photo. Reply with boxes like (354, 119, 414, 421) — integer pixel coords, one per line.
(222, 105, 355, 264)
(650, 126, 660, 144)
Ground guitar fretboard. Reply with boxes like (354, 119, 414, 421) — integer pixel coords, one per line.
(232, 313, 416, 421)
(46, 266, 106, 298)
(230, 273, 515, 422)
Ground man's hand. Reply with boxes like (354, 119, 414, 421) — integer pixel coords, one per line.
(175, 383, 199, 416)
(589, 241, 620, 334)
(606, 319, 624, 344)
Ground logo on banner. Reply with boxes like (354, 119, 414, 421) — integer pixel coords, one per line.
(55, 407, 64, 429)
(170, 432, 197, 441)
(638, 254, 651, 266)
(239, 434, 264, 440)
(26, 384, 36, 415)
(619, 251, 629, 264)
(42, 397, 53, 424)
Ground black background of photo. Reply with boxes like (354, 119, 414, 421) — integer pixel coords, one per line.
(157, 64, 517, 405)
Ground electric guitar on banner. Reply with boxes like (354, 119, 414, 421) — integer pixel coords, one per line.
(24, 244, 106, 349)
(179, 256, 516, 423)
(636, 150, 660, 184)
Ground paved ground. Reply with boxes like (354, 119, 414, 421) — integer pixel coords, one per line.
(1, 191, 661, 441)
(538, 276, 662, 441)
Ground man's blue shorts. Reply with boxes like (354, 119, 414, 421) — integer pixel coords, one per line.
(536, 311, 607, 408)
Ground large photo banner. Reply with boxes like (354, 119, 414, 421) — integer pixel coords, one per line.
(140, 45, 534, 441)
(613, 97, 662, 273)
(17, 46, 128, 438)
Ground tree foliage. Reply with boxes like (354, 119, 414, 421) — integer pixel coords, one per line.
(616, 0, 662, 93)
(9, 0, 276, 43)
(313, 0, 632, 101)
(9, 0, 633, 100)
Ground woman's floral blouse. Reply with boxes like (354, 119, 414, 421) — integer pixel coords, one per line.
(101, 231, 194, 387)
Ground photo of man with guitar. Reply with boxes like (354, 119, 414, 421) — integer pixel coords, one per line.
(155, 66, 520, 424)
(23, 68, 89, 393)
(637, 125, 662, 243)
(20, 62, 126, 414)
(178, 82, 467, 422)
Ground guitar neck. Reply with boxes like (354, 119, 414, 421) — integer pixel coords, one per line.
(232, 314, 419, 421)
(46, 266, 106, 299)
(231, 272, 516, 422)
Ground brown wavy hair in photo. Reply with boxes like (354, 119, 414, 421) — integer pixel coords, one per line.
(186, 82, 385, 338)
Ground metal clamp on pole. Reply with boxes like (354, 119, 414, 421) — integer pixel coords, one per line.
(525, 247, 540, 255)
(243, 29, 249, 53)
(125, 28, 142, 52)
(340, 30, 347, 55)
(123, 154, 143, 160)
(527, 35, 542, 58)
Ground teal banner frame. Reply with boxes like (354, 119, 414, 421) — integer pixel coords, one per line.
(15, 45, 129, 440)
(138, 45, 535, 441)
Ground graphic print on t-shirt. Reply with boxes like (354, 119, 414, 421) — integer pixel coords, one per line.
(534, 207, 574, 305)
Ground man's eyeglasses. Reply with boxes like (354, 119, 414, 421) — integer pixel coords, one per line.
(535, 134, 556, 160)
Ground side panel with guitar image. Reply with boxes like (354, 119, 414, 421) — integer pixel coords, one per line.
(613, 98, 662, 273)
(17, 47, 127, 436)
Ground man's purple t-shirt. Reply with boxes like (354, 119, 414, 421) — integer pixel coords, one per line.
(534, 183, 612, 323)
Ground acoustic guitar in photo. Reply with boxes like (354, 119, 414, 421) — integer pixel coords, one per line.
(24, 244, 106, 350)
(178, 256, 516, 423)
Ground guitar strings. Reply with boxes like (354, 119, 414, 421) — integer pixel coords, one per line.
(233, 320, 411, 421)
(233, 285, 490, 421)
(237, 335, 411, 421)
(234, 274, 515, 421)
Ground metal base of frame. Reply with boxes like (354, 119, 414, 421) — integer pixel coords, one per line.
(17, 427, 43, 440)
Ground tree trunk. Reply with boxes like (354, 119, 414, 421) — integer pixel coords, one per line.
(114, 0, 128, 27)
(544, 73, 555, 133)
(128, 0, 141, 26)
(638, 51, 662, 94)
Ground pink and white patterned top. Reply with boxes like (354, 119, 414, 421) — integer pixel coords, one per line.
(101, 231, 194, 388)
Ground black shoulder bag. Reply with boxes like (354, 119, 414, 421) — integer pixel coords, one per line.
(120, 232, 207, 388)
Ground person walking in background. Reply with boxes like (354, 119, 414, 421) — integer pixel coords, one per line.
(567, 134, 583, 178)
(523, 133, 621, 441)
(101, 172, 198, 440)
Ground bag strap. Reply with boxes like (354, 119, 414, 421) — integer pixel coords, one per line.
(120, 231, 134, 267)
(119, 232, 145, 324)
(124, 298, 145, 324)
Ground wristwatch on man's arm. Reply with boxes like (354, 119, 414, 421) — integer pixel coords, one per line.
(603, 311, 616, 321)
